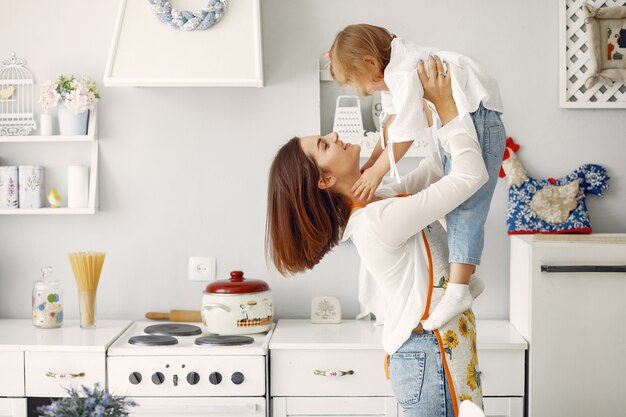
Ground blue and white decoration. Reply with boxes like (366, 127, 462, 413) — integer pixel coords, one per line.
(506, 164, 609, 234)
(148, 0, 228, 31)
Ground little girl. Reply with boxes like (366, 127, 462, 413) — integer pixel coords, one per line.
(329, 24, 506, 330)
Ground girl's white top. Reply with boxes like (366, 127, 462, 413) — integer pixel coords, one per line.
(380, 37, 503, 180)
(341, 117, 488, 355)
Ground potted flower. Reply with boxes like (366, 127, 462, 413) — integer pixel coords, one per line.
(38, 80, 61, 135)
(37, 383, 136, 417)
(39, 75, 100, 136)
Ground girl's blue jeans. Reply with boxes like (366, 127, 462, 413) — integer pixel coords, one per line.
(440, 103, 506, 265)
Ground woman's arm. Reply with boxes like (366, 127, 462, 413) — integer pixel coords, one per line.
(368, 119, 487, 247)
(367, 57, 488, 248)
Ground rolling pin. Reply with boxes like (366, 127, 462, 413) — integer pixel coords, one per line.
(145, 310, 202, 322)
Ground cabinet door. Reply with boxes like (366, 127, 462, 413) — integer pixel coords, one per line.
(526, 241, 626, 417)
(396, 398, 522, 417)
(271, 350, 393, 397)
(0, 351, 24, 396)
(483, 397, 523, 417)
(273, 397, 397, 417)
(0, 399, 27, 417)
(25, 351, 105, 397)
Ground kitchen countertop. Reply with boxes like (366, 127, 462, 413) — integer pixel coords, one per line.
(0, 320, 132, 352)
(269, 319, 528, 350)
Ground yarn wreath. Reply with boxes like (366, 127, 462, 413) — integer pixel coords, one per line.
(148, 0, 228, 31)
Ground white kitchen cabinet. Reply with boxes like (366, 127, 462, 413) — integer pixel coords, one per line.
(273, 397, 398, 417)
(510, 234, 626, 417)
(270, 320, 527, 417)
(0, 319, 130, 411)
(0, 109, 98, 215)
(0, 351, 24, 396)
(25, 351, 105, 397)
(0, 399, 26, 417)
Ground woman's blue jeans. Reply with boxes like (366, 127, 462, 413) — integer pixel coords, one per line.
(388, 331, 454, 417)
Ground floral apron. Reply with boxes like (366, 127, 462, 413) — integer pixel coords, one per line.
(384, 220, 483, 417)
(422, 221, 483, 414)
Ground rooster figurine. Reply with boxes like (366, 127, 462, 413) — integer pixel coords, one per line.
(499, 137, 609, 234)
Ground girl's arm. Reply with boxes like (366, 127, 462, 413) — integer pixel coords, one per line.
(360, 137, 382, 173)
(360, 114, 397, 173)
(376, 101, 439, 197)
(353, 141, 413, 202)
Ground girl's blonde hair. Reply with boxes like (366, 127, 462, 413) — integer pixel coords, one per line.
(330, 24, 395, 96)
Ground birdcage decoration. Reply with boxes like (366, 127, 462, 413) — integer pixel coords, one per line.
(0, 53, 37, 136)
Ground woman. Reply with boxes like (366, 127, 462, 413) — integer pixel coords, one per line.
(267, 57, 486, 417)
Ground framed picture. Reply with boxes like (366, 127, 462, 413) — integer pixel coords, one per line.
(583, 2, 626, 86)
(560, 0, 626, 108)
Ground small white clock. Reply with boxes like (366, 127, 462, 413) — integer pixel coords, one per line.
(311, 296, 342, 324)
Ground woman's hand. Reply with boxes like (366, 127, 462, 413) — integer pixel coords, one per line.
(417, 56, 458, 125)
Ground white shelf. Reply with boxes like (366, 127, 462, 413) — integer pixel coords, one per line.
(0, 134, 94, 143)
(0, 109, 99, 215)
(0, 207, 95, 215)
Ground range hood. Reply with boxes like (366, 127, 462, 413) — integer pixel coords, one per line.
(104, 0, 263, 87)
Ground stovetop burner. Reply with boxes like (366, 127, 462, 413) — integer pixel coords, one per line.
(128, 335, 178, 346)
(194, 335, 255, 346)
(144, 323, 203, 337)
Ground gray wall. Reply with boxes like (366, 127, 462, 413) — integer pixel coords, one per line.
(1, 0, 624, 322)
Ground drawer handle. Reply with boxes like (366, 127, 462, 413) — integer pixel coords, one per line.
(541, 265, 626, 273)
(45, 371, 86, 379)
(314, 369, 355, 377)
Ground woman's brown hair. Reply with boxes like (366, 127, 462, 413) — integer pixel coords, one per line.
(266, 137, 351, 275)
(330, 23, 395, 95)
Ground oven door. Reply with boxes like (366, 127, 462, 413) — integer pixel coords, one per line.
(128, 397, 265, 417)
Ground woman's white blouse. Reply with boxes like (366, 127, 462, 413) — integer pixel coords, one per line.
(341, 117, 488, 355)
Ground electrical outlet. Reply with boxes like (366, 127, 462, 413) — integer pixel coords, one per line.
(189, 257, 216, 281)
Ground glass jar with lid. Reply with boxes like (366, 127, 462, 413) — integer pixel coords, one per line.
(32, 266, 63, 328)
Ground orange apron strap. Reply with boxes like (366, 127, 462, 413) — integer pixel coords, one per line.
(423, 229, 459, 417)
(384, 354, 390, 380)
(434, 330, 459, 417)
(420, 230, 434, 321)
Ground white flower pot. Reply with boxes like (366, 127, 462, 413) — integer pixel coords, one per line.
(57, 104, 88, 135)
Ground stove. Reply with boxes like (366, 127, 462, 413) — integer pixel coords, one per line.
(107, 321, 274, 417)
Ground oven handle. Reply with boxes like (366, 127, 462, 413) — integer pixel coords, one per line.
(45, 371, 86, 379)
(132, 403, 258, 414)
(540, 265, 626, 273)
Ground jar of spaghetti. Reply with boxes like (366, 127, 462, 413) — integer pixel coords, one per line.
(32, 266, 63, 328)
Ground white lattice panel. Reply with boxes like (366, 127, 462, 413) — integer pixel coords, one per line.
(560, 0, 626, 108)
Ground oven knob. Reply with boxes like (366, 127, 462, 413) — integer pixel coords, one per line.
(129, 372, 142, 385)
(209, 372, 222, 385)
(187, 372, 200, 385)
(151, 372, 165, 385)
(231, 372, 244, 385)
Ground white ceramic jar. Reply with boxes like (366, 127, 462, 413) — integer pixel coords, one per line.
(201, 271, 273, 335)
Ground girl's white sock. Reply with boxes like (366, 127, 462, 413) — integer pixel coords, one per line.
(423, 283, 473, 331)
